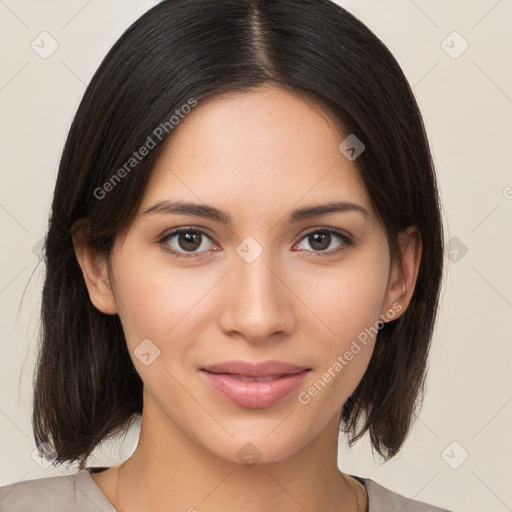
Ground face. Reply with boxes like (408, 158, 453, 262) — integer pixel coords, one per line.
(85, 86, 408, 465)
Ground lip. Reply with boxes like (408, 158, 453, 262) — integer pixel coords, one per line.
(199, 360, 311, 409)
(201, 360, 310, 377)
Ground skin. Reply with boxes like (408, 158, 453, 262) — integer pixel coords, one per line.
(74, 85, 421, 511)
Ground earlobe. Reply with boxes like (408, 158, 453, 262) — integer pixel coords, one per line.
(381, 226, 422, 322)
(71, 222, 118, 315)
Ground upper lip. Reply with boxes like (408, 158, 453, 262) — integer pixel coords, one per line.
(201, 360, 311, 378)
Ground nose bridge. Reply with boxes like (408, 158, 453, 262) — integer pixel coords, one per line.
(221, 239, 293, 340)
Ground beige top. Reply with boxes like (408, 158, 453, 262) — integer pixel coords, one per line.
(0, 468, 454, 511)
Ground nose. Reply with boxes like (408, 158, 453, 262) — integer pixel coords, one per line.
(218, 246, 296, 344)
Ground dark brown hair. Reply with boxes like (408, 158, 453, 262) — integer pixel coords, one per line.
(33, 0, 444, 469)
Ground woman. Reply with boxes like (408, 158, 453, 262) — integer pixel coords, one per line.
(0, 0, 452, 510)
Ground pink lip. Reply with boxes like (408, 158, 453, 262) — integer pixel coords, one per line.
(199, 360, 311, 409)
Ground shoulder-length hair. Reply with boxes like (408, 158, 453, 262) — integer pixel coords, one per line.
(33, 0, 444, 469)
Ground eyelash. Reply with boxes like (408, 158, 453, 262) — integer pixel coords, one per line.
(157, 226, 354, 260)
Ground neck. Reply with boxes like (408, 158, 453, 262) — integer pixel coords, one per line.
(113, 393, 364, 512)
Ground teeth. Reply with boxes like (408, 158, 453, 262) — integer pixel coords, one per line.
(233, 374, 284, 382)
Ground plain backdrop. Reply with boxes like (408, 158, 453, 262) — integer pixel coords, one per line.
(0, 1, 511, 511)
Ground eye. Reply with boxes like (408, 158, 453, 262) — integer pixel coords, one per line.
(158, 226, 354, 260)
(158, 228, 218, 260)
(293, 228, 353, 258)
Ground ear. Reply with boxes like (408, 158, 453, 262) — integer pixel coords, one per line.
(380, 225, 422, 322)
(71, 220, 118, 315)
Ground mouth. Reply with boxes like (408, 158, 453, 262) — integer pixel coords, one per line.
(201, 360, 311, 377)
(206, 373, 291, 382)
(199, 360, 312, 408)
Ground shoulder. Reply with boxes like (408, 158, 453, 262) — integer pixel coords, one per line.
(364, 477, 455, 512)
(0, 472, 76, 511)
(0, 469, 115, 512)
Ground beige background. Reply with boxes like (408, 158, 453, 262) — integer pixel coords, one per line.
(0, 1, 511, 511)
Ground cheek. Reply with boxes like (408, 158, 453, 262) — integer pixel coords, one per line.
(293, 255, 389, 405)
(110, 250, 227, 384)
(110, 250, 201, 350)
(295, 253, 389, 343)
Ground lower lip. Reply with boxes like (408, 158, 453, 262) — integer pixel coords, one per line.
(200, 370, 311, 409)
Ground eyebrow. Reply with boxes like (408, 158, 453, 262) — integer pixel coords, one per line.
(143, 200, 370, 224)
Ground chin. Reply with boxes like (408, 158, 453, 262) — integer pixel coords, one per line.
(199, 427, 315, 468)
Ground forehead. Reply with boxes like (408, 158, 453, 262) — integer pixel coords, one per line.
(140, 86, 372, 224)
